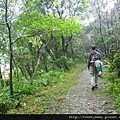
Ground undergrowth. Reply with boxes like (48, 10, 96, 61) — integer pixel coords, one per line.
(103, 67, 120, 113)
(0, 63, 85, 114)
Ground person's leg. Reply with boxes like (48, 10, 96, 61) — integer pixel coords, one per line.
(95, 70, 98, 88)
(90, 67, 95, 90)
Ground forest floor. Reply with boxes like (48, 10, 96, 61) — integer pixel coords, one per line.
(45, 68, 118, 114)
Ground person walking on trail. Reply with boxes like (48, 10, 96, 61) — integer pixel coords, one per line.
(87, 45, 102, 90)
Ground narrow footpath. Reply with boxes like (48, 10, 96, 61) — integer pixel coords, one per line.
(45, 69, 117, 114)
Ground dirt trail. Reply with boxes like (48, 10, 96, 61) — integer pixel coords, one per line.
(45, 69, 117, 114)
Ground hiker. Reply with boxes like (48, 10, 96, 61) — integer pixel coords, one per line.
(87, 45, 102, 90)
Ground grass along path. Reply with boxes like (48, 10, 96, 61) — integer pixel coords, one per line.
(7, 64, 85, 114)
(45, 67, 118, 114)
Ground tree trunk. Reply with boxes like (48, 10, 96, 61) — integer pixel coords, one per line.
(5, 0, 13, 96)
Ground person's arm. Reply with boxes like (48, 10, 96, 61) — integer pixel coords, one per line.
(87, 53, 91, 69)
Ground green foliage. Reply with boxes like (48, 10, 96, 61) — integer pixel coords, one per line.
(12, 69, 65, 97)
(0, 69, 65, 113)
(13, 78, 34, 96)
(11, 9, 83, 80)
(112, 53, 120, 68)
(103, 51, 120, 113)
(106, 78, 120, 113)
(14, 12, 82, 40)
(6, 63, 85, 114)
(55, 56, 75, 70)
(104, 59, 120, 113)
(104, 52, 120, 77)
(109, 53, 120, 77)
(41, 70, 64, 86)
(0, 86, 14, 114)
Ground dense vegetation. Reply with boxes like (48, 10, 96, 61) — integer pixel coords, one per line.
(103, 52, 120, 113)
(0, 0, 120, 114)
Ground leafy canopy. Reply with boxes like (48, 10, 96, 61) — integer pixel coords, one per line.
(14, 11, 82, 41)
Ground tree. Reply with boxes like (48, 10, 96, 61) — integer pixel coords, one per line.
(0, 0, 31, 95)
(81, 0, 119, 56)
(13, 10, 82, 78)
(1, 0, 84, 95)
(1, 0, 14, 96)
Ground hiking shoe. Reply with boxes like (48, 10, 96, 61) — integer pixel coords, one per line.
(92, 86, 95, 90)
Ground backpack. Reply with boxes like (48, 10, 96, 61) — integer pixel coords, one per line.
(91, 52, 99, 67)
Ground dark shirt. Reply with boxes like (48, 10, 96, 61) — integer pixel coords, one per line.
(87, 50, 101, 69)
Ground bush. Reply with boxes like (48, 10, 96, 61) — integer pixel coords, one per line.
(104, 68, 120, 113)
(0, 86, 14, 114)
(55, 56, 75, 70)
